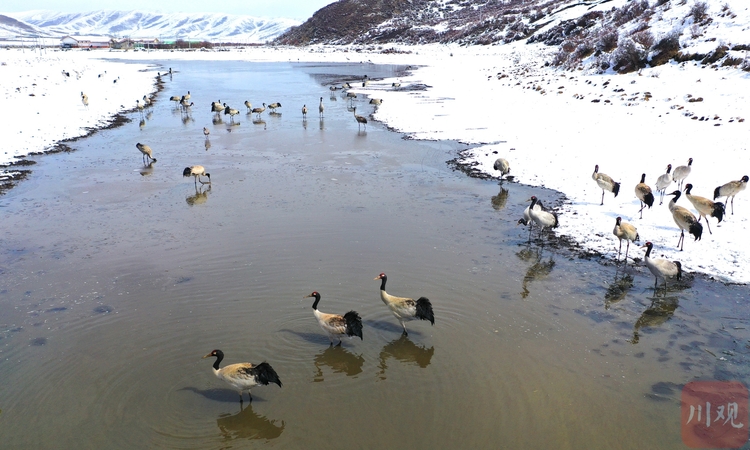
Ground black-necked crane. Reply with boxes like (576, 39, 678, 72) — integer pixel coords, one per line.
(494, 158, 510, 178)
(251, 103, 266, 118)
(136, 143, 156, 164)
(667, 190, 703, 251)
(346, 92, 357, 106)
(211, 100, 223, 114)
(184, 90, 191, 101)
(655, 164, 673, 205)
(170, 95, 182, 106)
(244, 100, 252, 112)
(592, 165, 620, 205)
(318, 97, 324, 118)
(518, 199, 543, 240)
(353, 107, 367, 130)
(268, 102, 281, 113)
(81, 92, 89, 108)
(203, 127, 210, 138)
(181, 98, 194, 112)
(136, 99, 145, 115)
(142, 95, 152, 109)
(684, 184, 724, 234)
(528, 196, 558, 236)
(183, 165, 211, 186)
(302, 104, 308, 118)
(224, 105, 239, 122)
(374, 272, 434, 336)
(342, 82, 352, 89)
(672, 157, 692, 189)
(635, 173, 654, 219)
(202, 350, 281, 403)
(362, 74, 369, 87)
(392, 82, 401, 88)
(369, 98, 383, 105)
(304, 291, 363, 345)
(641, 242, 682, 290)
(613, 216, 639, 263)
(714, 175, 748, 215)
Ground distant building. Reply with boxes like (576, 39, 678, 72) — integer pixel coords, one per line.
(60, 35, 110, 49)
(110, 38, 134, 50)
(133, 38, 160, 50)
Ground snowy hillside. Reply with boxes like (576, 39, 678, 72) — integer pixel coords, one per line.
(5, 10, 300, 43)
(0, 14, 50, 38)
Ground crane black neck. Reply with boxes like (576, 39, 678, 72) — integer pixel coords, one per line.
(211, 350, 224, 370)
(379, 275, 387, 291)
(644, 243, 653, 257)
(311, 292, 321, 310)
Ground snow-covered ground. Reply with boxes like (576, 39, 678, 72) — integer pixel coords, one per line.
(1, 38, 748, 283)
(0, 47, 156, 167)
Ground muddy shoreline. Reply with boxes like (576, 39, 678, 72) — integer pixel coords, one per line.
(449, 148, 747, 288)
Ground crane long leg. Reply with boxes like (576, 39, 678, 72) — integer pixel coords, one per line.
(624, 241, 630, 265)
(600, 190, 605, 206)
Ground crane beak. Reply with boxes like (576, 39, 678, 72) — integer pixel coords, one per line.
(303, 294, 312, 298)
(202, 353, 212, 359)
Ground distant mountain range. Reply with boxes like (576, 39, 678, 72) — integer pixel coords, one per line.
(0, 10, 300, 43)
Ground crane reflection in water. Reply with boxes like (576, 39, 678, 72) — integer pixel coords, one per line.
(517, 245, 555, 299)
(313, 345, 365, 382)
(186, 185, 210, 206)
(216, 402, 285, 442)
(630, 295, 679, 344)
(490, 186, 509, 211)
(377, 335, 434, 381)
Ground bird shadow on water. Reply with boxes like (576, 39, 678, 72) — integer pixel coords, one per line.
(179, 386, 271, 404)
(215, 401, 285, 442)
(313, 345, 365, 381)
(516, 244, 555, 299)
(377, 335, 435, 380)
(279, 329, 341, 346)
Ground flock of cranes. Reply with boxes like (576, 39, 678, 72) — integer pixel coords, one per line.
(129, 73, 432, 402)
(133, 75, 385, 199)
(205, 273, 434, 403)
(127, 69, 745, 403)
(498, 156, 747, 290)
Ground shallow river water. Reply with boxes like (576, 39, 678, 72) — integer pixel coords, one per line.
(0, 60, 748, 449)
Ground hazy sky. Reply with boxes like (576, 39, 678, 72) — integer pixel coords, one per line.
(2, 0, 338, 20)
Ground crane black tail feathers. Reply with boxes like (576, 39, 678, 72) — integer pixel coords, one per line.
(253, 362, 282, 388)
(713, 186, 721, 200)
(644, 192, 654, 208)
(689, 222, 703, 241)
(612, 182, 621, 197)
(674, 261, 683, 281)
(712, 202, 725, 223)
(552, 212, 559, 228)
(415, 297, 434, 325)
(343, 310, 364, 340)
